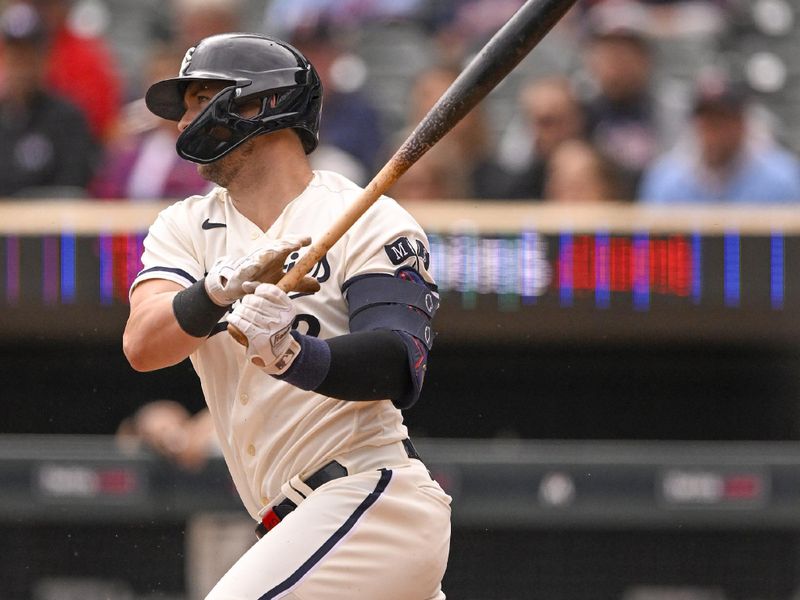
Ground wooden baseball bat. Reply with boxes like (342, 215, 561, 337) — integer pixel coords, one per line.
(228, 0, 578, 346)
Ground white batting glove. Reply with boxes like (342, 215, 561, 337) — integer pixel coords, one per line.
(226, 283, 301, 375)
(204, 236, 312, 307)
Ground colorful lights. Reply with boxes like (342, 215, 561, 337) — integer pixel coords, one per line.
(0, 232, 791, 311)
(428, 231, 788, 311)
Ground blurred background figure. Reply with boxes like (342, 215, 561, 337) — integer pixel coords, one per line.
(263, 0, 423, 40)
(639, 73, 800, 204)
(0, 1, 96, 197)
(393, 64, 503, 199)
(288, 23, 384, 179)
(579, 0, 683, 198)
(420, 0, 528, 70)
(501, 76, 587, 200)
(89, 44, 211, 200)
(31, 0, 122, 143)
(544, 138, 623, 202)
(171, 0, 244, 50)
(389, 138, 470, 200)
(116, 400, 217, 472)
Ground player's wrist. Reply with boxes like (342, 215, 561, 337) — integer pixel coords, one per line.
(272, 331, 331, 389)
(173, 278, 229, 337)
(204, 270, 239, 306)
(251, 327, 303, 375)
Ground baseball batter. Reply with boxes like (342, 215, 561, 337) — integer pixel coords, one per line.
(122, 33, 451, 599)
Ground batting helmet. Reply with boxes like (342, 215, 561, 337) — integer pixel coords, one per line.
(145, 33, 323, 163)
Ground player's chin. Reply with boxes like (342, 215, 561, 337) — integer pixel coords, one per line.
(197, 161, 233, 188)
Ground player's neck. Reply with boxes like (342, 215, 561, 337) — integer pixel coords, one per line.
(227, 132, 314, 231)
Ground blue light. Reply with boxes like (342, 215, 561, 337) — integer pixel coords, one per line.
(692, 232, 702, 305)
(632, 232, 649, 311)
(771, 232, 784, 310)
(61, 233, 76, 303)
(99, 235, 113, 305)
(724, 232, 740, 307)
(559, 232, 573, 307)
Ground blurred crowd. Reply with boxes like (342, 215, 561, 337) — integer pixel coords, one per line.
(1, 0, 799, 205)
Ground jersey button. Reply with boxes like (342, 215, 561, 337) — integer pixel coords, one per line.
(240, 393, 249, 405)
(247, 444, 256, 456)
(250, 232, 260, 240)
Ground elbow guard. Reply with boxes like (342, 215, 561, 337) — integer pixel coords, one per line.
(344, 269, 439, 407)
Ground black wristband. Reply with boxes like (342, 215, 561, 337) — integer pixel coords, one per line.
(172, 278, 229, 337)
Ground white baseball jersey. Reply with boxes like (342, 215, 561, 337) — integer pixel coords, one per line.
(132, 170, 436, 519)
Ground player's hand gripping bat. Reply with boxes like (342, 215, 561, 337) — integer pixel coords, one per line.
(228, 0, 579, 346)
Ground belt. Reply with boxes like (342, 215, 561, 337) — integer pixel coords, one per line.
(255, 438, 421, 539)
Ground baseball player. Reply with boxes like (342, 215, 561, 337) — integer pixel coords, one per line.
(122, 33, 451, 599)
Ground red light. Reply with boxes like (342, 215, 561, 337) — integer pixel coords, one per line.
(723, 474, 762, 500)
(98, 469, 138, 495)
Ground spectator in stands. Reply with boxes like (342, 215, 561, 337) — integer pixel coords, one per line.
(32, 0, 122, 142)
(545, 139, 623, 202)
(639, 75, 800, 204)
(263, 0, 424, 40)
(289, 24, 385, 175)
(580, 1, 682, 198)
(116, 400, 217, 471)
(390, 139, 470, 200)
(422, 0, 528, 69)
(398, 65, 504, 199)
(502, 76, 587, 200)
(0, 2, 96, 197)
(171, 0, 243, 50)
(580, 0, 730, 39)
(89, 45, 211, 200)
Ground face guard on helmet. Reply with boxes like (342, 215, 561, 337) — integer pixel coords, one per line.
(145, 33, 323, 164)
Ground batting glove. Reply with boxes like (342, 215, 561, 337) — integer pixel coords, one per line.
(226, 282, 301, 375)
(204, 236, 319, 307)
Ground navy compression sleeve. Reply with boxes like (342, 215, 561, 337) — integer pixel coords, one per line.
(276, 330, 412, 404)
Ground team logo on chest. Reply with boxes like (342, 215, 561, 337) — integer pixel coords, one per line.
(285, 252, 330, 283)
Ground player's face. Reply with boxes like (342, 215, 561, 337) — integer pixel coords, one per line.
(178, 80, 229, 133)
(178, 80, 261, 187)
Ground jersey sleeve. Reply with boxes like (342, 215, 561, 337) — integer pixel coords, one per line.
(130, 202, 204, 295)
(341, 197, 435, 288)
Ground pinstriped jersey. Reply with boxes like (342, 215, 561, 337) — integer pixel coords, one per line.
(131, 170, 435, 519)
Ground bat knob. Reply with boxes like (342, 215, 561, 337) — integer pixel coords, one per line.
(227, 323, 249, 347)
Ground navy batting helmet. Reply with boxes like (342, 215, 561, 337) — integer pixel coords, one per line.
(145, 33, 323, 163)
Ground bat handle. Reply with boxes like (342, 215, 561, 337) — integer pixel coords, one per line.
(226, 255, 318, 347)
(227, 323, 249, 347)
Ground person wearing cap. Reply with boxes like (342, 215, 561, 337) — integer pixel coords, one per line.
(0, 1, 96, 197)
(33, 0, 122, 143)
(638, 76, 800, 204)
(581, 1, 684, 199)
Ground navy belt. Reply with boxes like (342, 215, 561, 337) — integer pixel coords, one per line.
(256, 438, 421, 539)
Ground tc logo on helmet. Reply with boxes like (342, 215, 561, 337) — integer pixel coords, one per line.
(179, 47, 196, 76)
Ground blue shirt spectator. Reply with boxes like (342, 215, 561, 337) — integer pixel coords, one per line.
(639, 146, 800, 204)
(639, 74, 800, 204)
